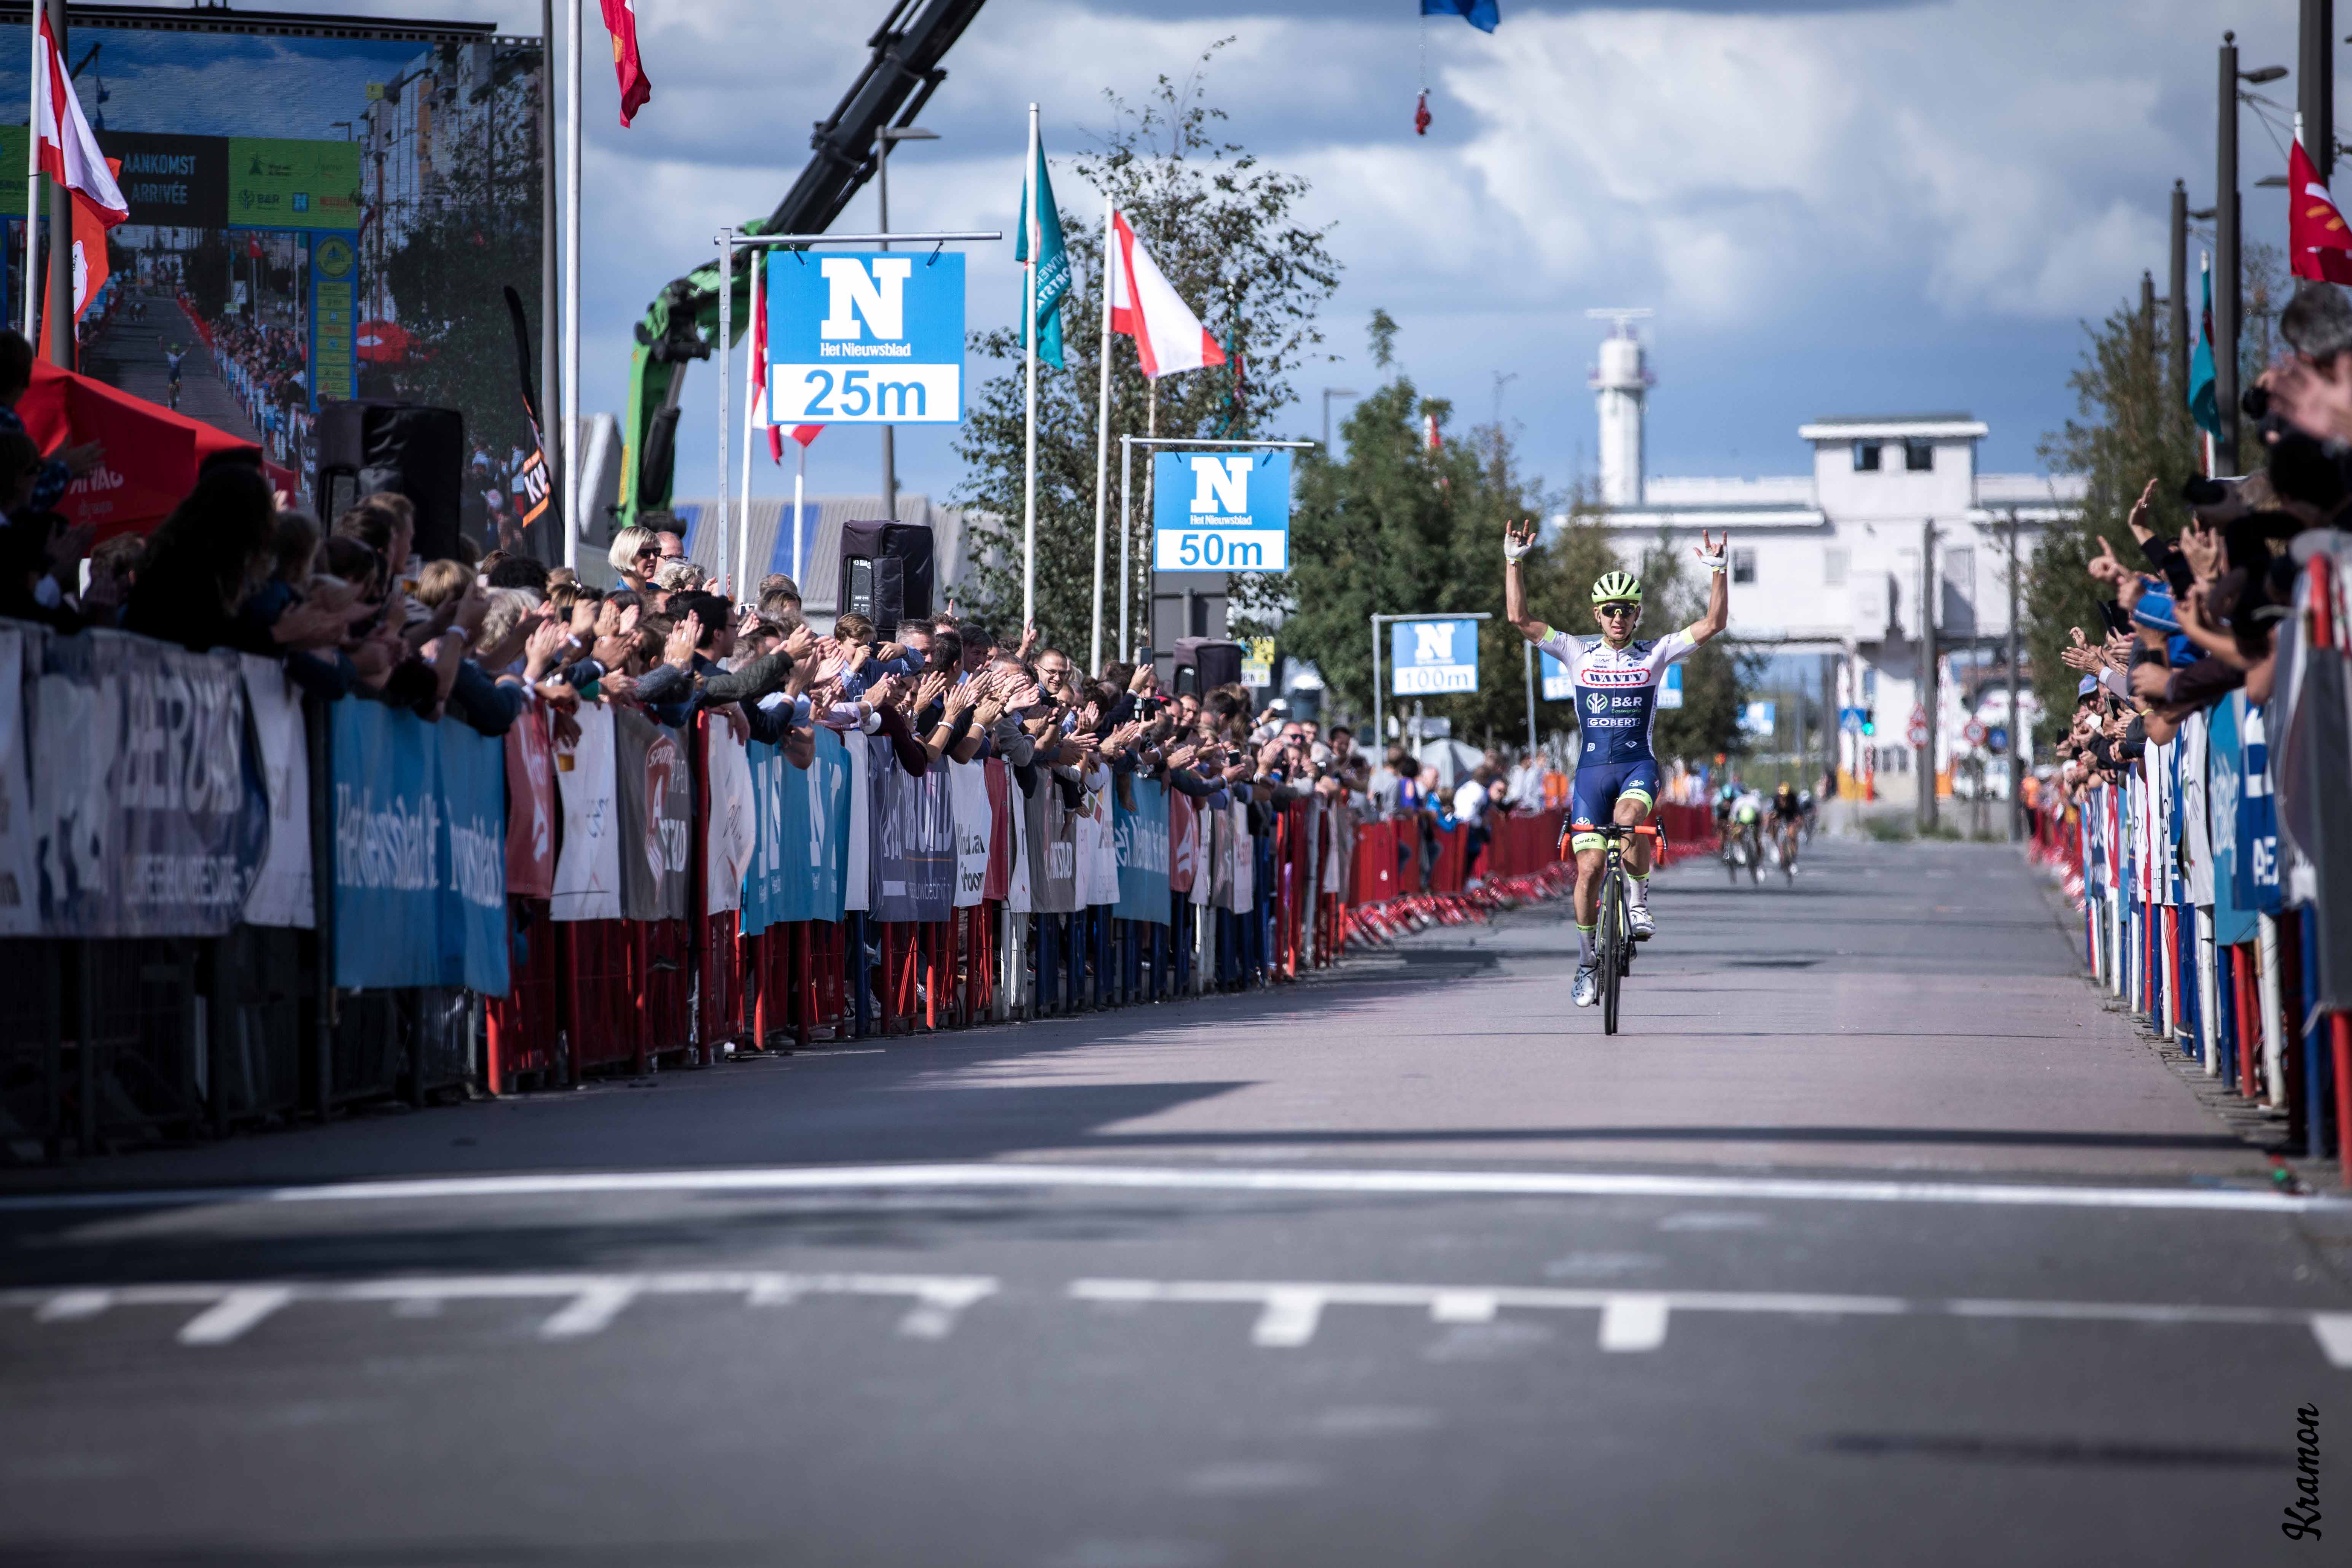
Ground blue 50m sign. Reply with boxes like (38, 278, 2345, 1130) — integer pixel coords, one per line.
(765, 252, 964, 424)
(1153, 450, 1291, 571)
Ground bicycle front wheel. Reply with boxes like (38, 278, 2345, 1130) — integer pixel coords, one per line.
(1600, 870, 1623, 1034)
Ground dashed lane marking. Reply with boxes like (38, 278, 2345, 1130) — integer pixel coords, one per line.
(1, 1271, 998, 1347)
(1065, 1278, 2352, 1364)
(0, 1162, 2340, 1215)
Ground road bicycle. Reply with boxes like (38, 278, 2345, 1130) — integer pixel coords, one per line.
(1723, 817, 1760, 885)
(1590, 821, 1660, 1035)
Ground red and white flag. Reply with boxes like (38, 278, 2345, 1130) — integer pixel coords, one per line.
(2289, 129, 2352, 285)
(34, 11, 126, 225)
(747, 283, 820, 461)
(1107, 210, 1224, 380)
(599, 0, 653, 127)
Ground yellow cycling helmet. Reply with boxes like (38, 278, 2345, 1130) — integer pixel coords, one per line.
(1590, 571, 1642, 606)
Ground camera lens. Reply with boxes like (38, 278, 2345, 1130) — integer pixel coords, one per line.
(2241, 384, 2272, 419)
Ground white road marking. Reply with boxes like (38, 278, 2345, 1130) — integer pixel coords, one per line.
(1, 1162, 2339, 1216)
(1429, 1291, 1497, 1324)
(2311, 1313, 2352, 1367)
(1251, 1290, 1326, 1348)
(1597, 1294, 1670, 1352)
(538, 1281, 637, 1340)
(176, 1286, 292, 1346)
(35, 1289, 111, 1322)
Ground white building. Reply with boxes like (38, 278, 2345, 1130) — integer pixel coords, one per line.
(1555, 330, 2084, 803)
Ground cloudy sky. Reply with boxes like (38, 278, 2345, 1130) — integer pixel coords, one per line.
(330, 0, 2310, 505)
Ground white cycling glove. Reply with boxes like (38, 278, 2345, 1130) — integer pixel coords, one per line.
(1696, 544, 1729, 574)
(1503, 533, 1537, 563)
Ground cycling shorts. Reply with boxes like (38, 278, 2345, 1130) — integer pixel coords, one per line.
(1568, 759, 1660, 852)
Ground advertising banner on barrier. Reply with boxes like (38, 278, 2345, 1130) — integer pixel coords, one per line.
(950, 761, 991, 909)
(32, 629, 266, 936)
(843, 732, 872, 913)
(551, 704, 622, 922)
(1114, 777, 1171, 924)
(783, 727, 852, 924)
(2209, 694, 2251, 946)
(1080, 766, 1119, 908)
(704, 725, 757, 917)
(1006, 769, 1033, 914)
(238, 655, 313, 929)
(982, 760, 1014, 904)
(872, 736, 955, 923)
(1169, 790, 1198, 895)
(504, 702, 557, 900)
(323, 705, 509, 993)
(0, 625, 33, 935)
(436, 722, 510, 996)
(1026, 775, 1078, 914)
(329, 700, 443, 988)
(2179, 710, 2213, 908)
(2237, 699, 2282, 915)
(615, 709, 691, 922)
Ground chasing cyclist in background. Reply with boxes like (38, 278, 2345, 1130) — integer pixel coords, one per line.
(1506, 521, 1731, 1008)
(1770, 780, 1804, 877)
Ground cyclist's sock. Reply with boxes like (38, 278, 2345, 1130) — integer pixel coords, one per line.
(1576, 923, 1597, 966)
(1627, 874, 1650, 910)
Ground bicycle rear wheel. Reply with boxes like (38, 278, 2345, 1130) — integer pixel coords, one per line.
(1600, 866, 1623, 1034)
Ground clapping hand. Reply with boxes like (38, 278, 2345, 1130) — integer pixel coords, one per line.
(2060, 627, 2102, 672)
(664, 612, 701, 671)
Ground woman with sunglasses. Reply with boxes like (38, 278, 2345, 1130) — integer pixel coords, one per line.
(1505, 521, 1731, 1009)
(607, 524, 662, 594)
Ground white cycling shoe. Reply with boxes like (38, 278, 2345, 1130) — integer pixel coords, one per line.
(1572, 965, 1600, 1007)
(1629, 906, 1656, 941)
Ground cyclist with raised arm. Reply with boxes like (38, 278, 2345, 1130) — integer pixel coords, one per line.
(1506, 521, 1731, 1008)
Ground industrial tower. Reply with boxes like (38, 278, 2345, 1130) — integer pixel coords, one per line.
(1587, 308, 1653, 508)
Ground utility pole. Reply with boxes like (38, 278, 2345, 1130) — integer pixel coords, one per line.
(2005, 508, 2022, 842)
(1917, 518, 1938, 833)
(1322, 387, 1357, 454)
(2169, 180, 2190, 428)
(2217, 32, 2241, 474)
(2302, 0, 2334, 184)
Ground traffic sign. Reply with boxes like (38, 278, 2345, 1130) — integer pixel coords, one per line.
(1656, 662, 1685, 710)
(1390, 617, 1479, 696)
(766, 251, 965, 424)
(1153, 449, 1292, 572)
(1963, 718, 1987, 748)
(1906, 705, 1929, 748)
(1838, 705, 1866, 733)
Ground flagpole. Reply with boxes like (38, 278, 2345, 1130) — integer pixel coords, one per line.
(561, 0, 580, 573)
(716, 228, 733, 591)
(738, 242, 760, 596)
(1089, 189, 1113, 673)
(22, 7, 41, 340)
(793, 438, 807, 584)
(1022, 102, 1039, 637)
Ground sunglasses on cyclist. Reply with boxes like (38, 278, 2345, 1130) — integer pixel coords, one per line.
(1596, 602, 1639, 619)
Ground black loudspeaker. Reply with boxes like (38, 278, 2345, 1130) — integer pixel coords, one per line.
(837, 518, 934, 633)
(1172, 637, 1243, 696)
(314, 401, 467, 563)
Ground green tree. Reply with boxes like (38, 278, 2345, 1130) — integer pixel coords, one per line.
(953, 45, 1341, 653)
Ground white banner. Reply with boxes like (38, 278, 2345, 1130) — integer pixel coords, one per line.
(1006, 771, 1032, 914)
(0, 626, 35, 935)
(950, 761, 991, 909)
(238, 654, 314, 928)
(1080, 763, 1119, 908)
(551, 703, 621, 922)
(1228, 801, 1254, 912)
(704, 724, 756, 916)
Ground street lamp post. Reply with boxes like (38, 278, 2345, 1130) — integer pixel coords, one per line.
(2217, 35, 2288, 474)
(876, 124, 938, 524)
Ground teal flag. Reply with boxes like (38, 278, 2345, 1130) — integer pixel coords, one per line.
(2188, 262, 2219, 439)
(1016, 140, 1069, 369)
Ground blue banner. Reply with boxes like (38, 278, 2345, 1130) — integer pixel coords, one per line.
(740, 727, 853, 933)
(871, 735, 954, 923)
(330, 702, 511, 995)
(1151, 449, 1292, 572)
(437, 723, 510, 997)
(1391, 616, 1479, 696)
(2237, 699, 2282, 916)
(1114, 777, 1172, 925)
(331, 701, 446, 989)
(2208, 694, 2253, 946)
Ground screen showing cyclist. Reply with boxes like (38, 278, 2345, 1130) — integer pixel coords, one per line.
(1504, 522, 1731, 1008)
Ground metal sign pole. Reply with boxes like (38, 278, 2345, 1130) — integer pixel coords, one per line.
(715, 229, 733, 591)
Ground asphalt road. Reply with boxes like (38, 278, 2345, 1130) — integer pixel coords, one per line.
(2, 836, 2345, 1566)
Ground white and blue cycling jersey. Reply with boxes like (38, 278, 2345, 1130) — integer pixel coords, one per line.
(1534, 626, 1697, 768)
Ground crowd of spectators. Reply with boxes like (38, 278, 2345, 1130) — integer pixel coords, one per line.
(2049, 280, 2352, 805)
